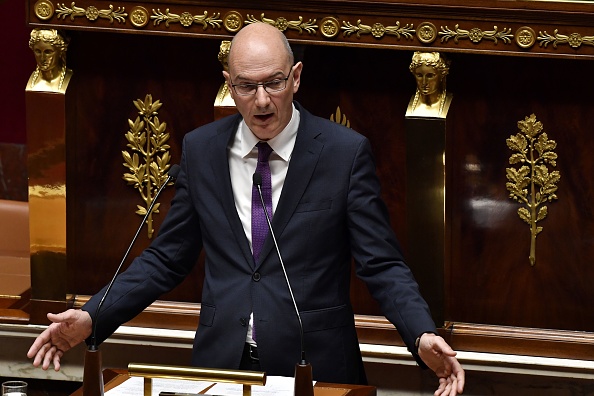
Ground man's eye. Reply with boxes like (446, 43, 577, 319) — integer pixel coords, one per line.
(266, 80, 283, 88)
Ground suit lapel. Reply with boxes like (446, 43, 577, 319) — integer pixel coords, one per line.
(257, 106, 324, 267)
(207, 115, 255, 268)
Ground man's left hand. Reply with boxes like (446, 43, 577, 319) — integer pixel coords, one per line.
(418, 333, 465, 395)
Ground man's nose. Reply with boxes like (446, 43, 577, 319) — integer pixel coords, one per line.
(254, 85, 270, 106)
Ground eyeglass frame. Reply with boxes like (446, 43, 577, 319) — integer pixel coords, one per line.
(230, 66, 294, 96)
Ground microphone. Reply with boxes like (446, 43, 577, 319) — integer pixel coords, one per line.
(83, 164, 181, 396)
(252, 172, 313, 396)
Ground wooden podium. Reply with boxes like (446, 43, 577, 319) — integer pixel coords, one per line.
(71, 369, 376, 396)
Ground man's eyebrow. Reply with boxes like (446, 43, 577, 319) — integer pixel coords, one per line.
(234, 71, 286, 83)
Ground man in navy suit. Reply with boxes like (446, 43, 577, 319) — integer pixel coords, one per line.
(28, 22, 464, 395)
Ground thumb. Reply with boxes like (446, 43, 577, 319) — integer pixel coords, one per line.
(47, 310, 75, 324)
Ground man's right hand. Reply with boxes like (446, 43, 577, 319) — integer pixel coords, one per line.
(27, 309, 92, 371)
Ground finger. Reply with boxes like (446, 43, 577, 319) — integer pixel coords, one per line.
(42, 345, 59, 370)
(456, 368, 465, 393)
(52, 349, 63, 371)
(27, 329, 53, 358)
(434, 378, 447, 396)
(32, 342, 51, 367)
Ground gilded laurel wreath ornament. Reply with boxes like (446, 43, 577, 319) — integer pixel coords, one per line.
(506, 114, 560, 266)
(122, 94, 173, 238)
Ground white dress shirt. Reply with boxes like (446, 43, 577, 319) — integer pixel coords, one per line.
(228, 103, 300, 345)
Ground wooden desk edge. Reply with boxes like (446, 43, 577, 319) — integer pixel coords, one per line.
(71, 369, 376, 396)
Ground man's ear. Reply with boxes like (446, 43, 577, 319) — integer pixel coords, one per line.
(222, 70, 234, 99)
(292, 61, 303, 93)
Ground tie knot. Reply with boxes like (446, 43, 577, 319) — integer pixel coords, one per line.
(256, 142, 273, 162)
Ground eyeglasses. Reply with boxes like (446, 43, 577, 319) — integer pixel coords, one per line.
(231, 67, 293, 96)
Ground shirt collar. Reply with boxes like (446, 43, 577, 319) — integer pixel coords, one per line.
(238, 103, 300, 161)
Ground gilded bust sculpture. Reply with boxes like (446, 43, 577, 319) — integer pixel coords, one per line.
(214, 40, 236, 107)
(26, 29, 73, 93)
(406, 51, 452, 118)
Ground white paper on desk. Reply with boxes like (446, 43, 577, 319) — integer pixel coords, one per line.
(205, 376, 315, 396)
(104, 375, 213, 396)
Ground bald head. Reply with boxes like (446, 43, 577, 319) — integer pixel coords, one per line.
(228, 23, 294, 72)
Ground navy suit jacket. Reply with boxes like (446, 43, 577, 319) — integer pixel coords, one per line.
(83, 102, 436, 384)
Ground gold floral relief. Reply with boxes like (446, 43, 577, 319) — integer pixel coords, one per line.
(122, 94, 174, 238)
(506, 114, 560, 266)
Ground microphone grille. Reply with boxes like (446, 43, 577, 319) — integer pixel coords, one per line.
(168, 164, 181, 179)
(253, 172, 263, 187)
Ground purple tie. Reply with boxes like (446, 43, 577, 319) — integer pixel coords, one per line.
(252, 142, 273, 263)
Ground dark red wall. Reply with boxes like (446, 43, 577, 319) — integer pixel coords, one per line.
(0, 0, 35, 145)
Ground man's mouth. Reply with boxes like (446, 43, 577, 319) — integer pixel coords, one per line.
(254, 114, 273, 123)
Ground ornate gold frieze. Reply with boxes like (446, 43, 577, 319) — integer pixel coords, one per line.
(151, 9, 222, 29)
(342, 20, 415, 40)
(122, 94, 173, 238)
(538, 29, 594, 49)
(245, 14, 318, 34)
(506, 114, 560, 267)
(440, 25, 513, 45)
(330, 106, 350, 128)
(27, 2, 594, 57)
(56, 2, 127, 23)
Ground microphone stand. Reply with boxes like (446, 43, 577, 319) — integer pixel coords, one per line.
(83, 165, 180, 396)
(253, 173, 314, 396)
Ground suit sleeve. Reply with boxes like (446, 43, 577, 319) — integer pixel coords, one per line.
(82, 138, 203, 345)
(346, 137, 436, 367)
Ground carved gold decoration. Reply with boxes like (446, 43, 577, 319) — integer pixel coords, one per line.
(34, 0, 55, 20)
(223, 10, 243, 33)
(417, 22, 437, 44)
(538, 29, 594, 49)
(130, 6, 149, 28)
(27, 29, 73, 93)
(330, 106, 350, 128)
(440, 25, 513, 44)
(506, 114, 560, 267)
(320, 17, 340, 39)
(407, 51, 452, 118)
(246, 14, 318, 34)
(342, 20, 414, 40)
(151, 9, 222, 29)
(215, 40, 235, 108)
(56, 2, 127, 23)
(516, 26, 536, 49)
(122, 94, 173, 239)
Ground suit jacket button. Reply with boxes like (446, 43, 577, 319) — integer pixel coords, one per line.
(252, 272, 261, 282)
(240, 317, 247, 326)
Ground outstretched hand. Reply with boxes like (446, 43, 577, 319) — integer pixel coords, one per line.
(27, 309, 92, 371)
(418, 333, 465, 396)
